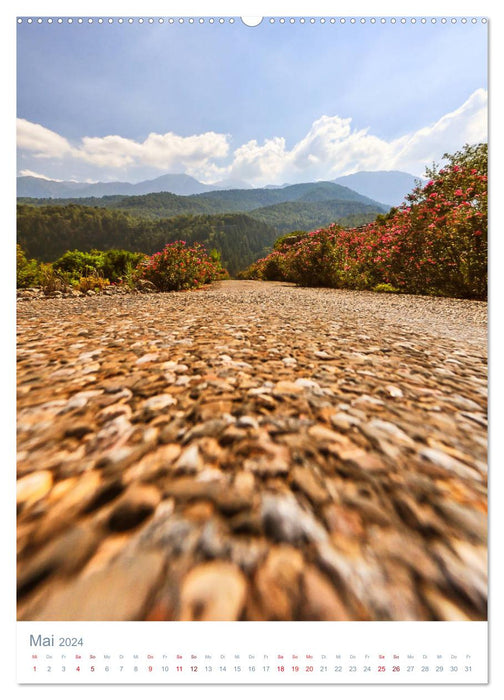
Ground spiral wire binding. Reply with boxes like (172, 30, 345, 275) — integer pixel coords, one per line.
(17, 17, 488, 25)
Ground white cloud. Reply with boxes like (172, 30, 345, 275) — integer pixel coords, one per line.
(17, 89, 487, 185)
(17, 120, 231, 173)
(18, 169, 61, 181)
(229, 137, 289, 182)
(389, 89, 487, 174)
(17, 119, 72, 159)
(225, 89, 487, 184)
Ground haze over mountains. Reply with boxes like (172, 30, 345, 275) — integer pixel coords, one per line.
(17, 173, 218, 199)
(333, 171, 426, 207)
(17, 169, 423, 208)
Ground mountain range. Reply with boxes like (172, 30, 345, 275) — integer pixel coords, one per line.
(17, 170, 423, 208)
(17, 173, 218, 198)
(18, 180, 390, 276)
(18, 181, 389, 236)
(17, 172, 424, 276)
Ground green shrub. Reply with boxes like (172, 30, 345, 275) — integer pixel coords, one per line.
(372, 283, 399, 293)
(39, 263, 68, 294)
(16, 245, 40, 288)
(53, 250, 103, 284)
(53, 248, 145, 285)
(77, 275, 110, 293)
(273, 230, 308, 250)
(101, 249, 146, 283)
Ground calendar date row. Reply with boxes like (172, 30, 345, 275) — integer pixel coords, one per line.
(32, 663, 473, 674)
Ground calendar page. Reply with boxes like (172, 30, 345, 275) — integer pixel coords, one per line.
(12, 0, 493, 693)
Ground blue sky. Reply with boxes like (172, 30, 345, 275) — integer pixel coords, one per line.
(17, 18, 488, 184)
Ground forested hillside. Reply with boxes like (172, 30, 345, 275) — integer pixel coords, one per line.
(17, 204, 278, 275)
(249, 200, 382, 234)
(19, 181, 387, 218)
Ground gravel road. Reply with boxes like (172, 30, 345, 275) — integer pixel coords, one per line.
(16, 280, 487, 621)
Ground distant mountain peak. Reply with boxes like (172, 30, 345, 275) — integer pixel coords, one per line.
(210, 178, 253, 190)
(332, 170, 426, 207)
(17, 173, 243, 199)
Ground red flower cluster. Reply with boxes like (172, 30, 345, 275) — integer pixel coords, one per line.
(137, 241, 226, 291)
(243, 143, 487, 299)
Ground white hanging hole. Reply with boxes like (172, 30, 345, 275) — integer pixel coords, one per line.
(241, 17, 263, 27)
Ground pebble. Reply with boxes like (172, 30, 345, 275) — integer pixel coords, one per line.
(290, 466, 328, 505)
(300, 566, 351, 620)
(17, 471, 53, 507)
(272, 380, 305, 397)
(18, 525, 98, 597)
(179, 561, 247, 621)
(136, 353, 159, 365)
(243, 441, 290, 476)
(419, 447, 483, 481)
(174, 444, 203, 474)
(23, 552, 165, 620)
(254, 546, 304, 619)
(385, 385, 404, 398)
(140, 394, 177, 419)
(105, 486, 160, 532)
(261, 493, 328, 544)
(308, 424, 346, 443)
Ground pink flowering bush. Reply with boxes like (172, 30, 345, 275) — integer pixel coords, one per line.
(243, 144, 487, 299)
(137, 241, 226, 291)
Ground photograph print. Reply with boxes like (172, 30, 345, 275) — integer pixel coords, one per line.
(16, 16, 487, 622)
